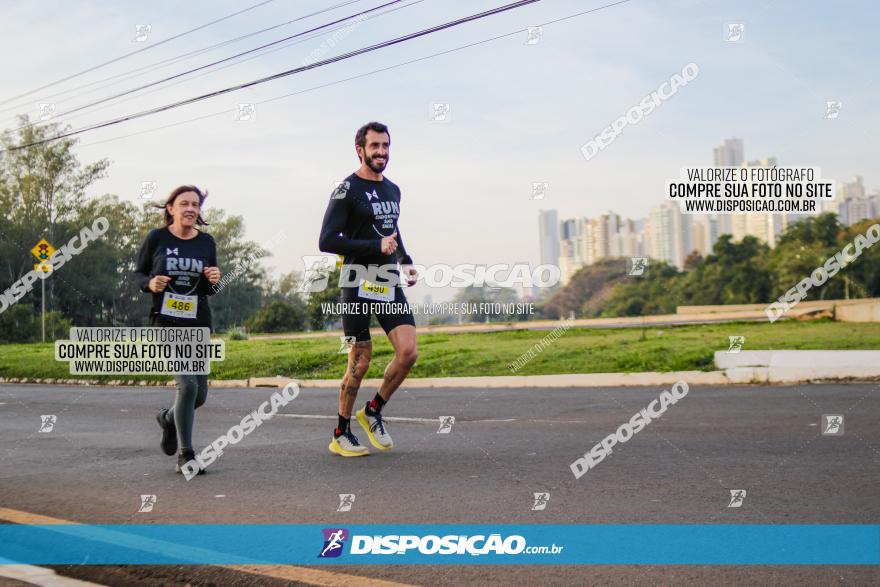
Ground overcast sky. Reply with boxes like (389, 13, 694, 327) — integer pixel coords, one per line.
(2, 0, 877, 301)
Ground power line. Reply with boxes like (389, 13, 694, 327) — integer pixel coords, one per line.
(22, 0, 409, 127)
(3, 0, 545, 152)
(0, 0, 368, 120)
(74, 0, 631, 151)
(0, 0, 278, 106)
(80, 30, 535, 148)
(39, 0, 426, 130)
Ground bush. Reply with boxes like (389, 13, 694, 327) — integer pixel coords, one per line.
(0, 305, 71, 343)
(227, 327, 248, 340)
(245, 300, 306, 333)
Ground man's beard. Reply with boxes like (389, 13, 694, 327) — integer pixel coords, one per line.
(365, 153, 387, 173)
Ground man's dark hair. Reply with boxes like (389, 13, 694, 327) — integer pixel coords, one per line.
(355, 121, 390, 149)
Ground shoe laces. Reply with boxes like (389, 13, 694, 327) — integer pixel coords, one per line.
(344, 429, 362, 446)
(369, 412, 386, 436)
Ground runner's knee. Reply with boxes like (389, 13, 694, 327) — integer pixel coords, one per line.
(398, 346, 418, 369)
(349, 346, 372, 379)
(175, 376, 199, 403)
(194, 385, 208, 409)
(351, 360, 370, 379)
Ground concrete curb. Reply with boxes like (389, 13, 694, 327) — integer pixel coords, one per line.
(4, 351, 880, 388)
(3, 369, 879, 389)
(283, 371, 727, 389)
(714, 350, 880, 383)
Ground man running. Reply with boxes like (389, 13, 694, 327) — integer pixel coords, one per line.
(319, 121, 418, 457)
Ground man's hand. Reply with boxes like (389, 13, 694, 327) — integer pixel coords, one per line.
(380, 232, 398, 255)
(149, 275, 171, 293)
(203, 266, 222, 285)
(402, 264, 418, 287)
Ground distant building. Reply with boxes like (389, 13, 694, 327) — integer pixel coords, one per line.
(728, 156, 790, 247)
(559, 217, 585, 284)
(713, 139, 744, 237)
(713, 137, 744, 167)
(647, 202, 690, 269)
(547, 138, 871, 279)
(555, 210, 650, 284)
(610, 218, 640, 258)
(538, 209, 560, 268)
(829, 176, 875, 226)
(691, 215, 717, 257)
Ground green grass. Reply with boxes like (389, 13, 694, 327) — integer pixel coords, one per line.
(3, 319, 880, 381)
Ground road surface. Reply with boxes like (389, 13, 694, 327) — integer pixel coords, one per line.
(1, 382, 878, 585)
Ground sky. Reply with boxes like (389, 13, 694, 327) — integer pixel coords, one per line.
(1, 0, 878, 302)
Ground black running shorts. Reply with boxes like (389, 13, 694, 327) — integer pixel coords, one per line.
(340, 285, 415, 342)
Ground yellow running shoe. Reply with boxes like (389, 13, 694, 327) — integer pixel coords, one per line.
(356, 405, 393, 450)
(329, 428, 370, 457)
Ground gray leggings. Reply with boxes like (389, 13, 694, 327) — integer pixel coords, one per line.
(168, 374, 208, 450)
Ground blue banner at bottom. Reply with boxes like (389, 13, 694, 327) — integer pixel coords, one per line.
(0, 525, 877, 565)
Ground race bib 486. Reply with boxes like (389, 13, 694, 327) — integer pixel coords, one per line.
(160, 292, 198, 319)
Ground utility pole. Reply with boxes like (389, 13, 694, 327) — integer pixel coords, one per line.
(42, 277, 46, 342)
(31, 239, 55, 343)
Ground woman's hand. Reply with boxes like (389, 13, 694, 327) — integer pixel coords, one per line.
(380, 232, 398, 255)
(203, 266, 221, 285)
(402, 264, 418, 287)
(149, 275, 171, 293)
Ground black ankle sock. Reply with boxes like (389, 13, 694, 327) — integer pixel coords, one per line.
(366, 394, 386, 415)
(336, 414, 350, 436)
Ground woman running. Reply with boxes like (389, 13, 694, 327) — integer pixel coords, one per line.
(134, 185, 221, 475)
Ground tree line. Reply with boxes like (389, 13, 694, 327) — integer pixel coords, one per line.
(4, 117, 877, 341)
(0, 118, 317, 342)
(542, 213, 880, 319)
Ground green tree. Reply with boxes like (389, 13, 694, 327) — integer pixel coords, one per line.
(0, 118, 275, 332)
(676, 235, 772, 305)
(0, 305, 70, 343)
(306, 266, 342, 330)
(540, 258, 630, 318)
(0, 116, 109, 325)
(831, 218, 880, 300)
(766, 213, 843, 301)
(245, 300, 307, 333)
(452, 285, 521, 322)
(602, 261, 682, 317)
(199, 209, 270, 330)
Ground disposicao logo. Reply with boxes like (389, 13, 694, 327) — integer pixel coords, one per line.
(318, 528, 348, 558)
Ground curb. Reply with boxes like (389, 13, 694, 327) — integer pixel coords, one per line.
(3, 371, 879, 389)
(715, 350, 880, 383)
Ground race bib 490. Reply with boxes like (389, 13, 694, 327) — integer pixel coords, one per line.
(358, 280, 393, 302)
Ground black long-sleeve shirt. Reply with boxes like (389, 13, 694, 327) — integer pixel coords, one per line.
(134, 227, 218, 327)
(319, 173, 413, 267)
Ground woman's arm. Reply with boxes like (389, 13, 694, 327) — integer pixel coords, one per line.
(201, 234, 221, 295)
(134, 230, 157, 292)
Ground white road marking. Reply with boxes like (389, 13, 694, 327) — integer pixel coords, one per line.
(276, 414, 591, 424)
(276, 414, 516, 424)
(0, 562, 106, 587)
(0, 508, 415, 587)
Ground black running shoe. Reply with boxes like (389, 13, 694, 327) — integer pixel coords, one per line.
(175, 448, 204, 476)
(156, 409, 177, 456)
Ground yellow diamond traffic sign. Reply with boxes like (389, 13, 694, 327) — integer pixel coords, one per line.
(34, 262, 53, 274)
(31, 239, 55, 262)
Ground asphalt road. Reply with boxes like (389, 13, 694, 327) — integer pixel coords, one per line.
(1, 382, 878, 586)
